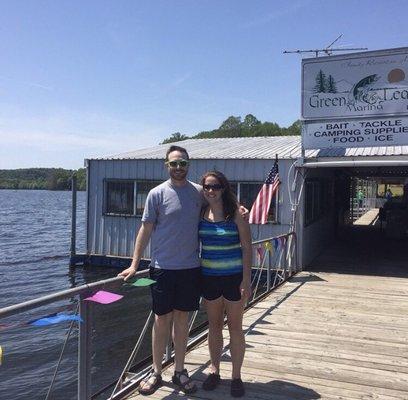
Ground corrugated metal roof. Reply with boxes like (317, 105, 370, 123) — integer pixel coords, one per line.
(92, 136, 408, 161)
(96, 137, 302, 160)
(305, 145, 408, 158)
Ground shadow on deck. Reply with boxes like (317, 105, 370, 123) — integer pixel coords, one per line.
(125, 269, 408, 400)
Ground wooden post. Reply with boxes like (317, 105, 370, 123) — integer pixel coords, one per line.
(71, 174, 77, 259)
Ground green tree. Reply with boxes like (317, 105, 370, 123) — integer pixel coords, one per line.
(159, 115, 301, 143)
(242, 114, 260, 128)
(161, 132, 189, 144)
(219, 116, 241, 131)
(76, 168, 87, 190)
(327, 75, 337, 93)
(286, 120, 302, 136)
(314, 70, 327, 93)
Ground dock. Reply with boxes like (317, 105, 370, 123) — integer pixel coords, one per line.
(354, 208, 379, 226)
(126, 269, 408, 400)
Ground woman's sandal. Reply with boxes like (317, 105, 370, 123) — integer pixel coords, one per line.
(202, 372, 221, 391)
(231, 378, 245, 398)
(172, 368, 197, 394)
(138, 369, 162, 396)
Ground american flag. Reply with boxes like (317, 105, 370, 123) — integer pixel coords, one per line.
(248, 160, 280, 224)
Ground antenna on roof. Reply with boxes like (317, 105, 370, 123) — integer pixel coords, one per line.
(283, 34, 368, 58)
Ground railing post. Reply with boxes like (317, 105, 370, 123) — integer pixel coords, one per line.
(165, 341, 172, 362)
(78, 295, 92, 400)
(267, 246, 272, 292)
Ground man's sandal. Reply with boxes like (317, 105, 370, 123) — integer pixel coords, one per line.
(172, 368, 197, 394)
(138, 369, 162, 396)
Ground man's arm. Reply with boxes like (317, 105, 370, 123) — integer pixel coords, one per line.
(118, 222, 154, 281)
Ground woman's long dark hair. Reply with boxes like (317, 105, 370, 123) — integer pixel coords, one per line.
(201, 170, 238, 220)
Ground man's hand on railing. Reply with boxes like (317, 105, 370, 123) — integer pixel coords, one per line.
(118, 266, 137, 281)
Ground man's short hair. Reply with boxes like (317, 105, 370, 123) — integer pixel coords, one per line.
(165, 145, 189, 161)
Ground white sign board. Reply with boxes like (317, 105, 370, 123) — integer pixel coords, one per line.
(302, 48, 408, 119)
(302, 116, 408, 149)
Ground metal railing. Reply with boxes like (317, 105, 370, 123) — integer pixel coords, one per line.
(249, 232, 298, 304)
(0, 271, 149, 400)
(0, 232, 298, 400)
(109, 231, 298, 400)
(350, 197, 378, 222)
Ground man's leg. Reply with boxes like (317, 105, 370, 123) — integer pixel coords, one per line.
(172, 309, 189, 371)
(152, 312, 173, 373)
(171, 267, 201, 392)
(172, 309, 196, 390)
(148, 267, 174, 373)
(173, 268, 201, 372)
(139, 312, 172, 393)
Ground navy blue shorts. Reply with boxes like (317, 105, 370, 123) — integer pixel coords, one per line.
(202, 273, 243, 302)
(149, 266, 201, 316)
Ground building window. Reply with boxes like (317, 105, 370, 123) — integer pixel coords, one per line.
(229, 182, 238, 196)
(105, 180, 135, 215)
(305, 179, 328, 226)
(239, 182, 278, 223)
(136, 181, 160, 216)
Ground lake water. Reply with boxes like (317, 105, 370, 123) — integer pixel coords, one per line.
(0, 190, 154, 400)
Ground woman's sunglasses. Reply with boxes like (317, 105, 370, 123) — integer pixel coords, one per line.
(166, 159, 189, 168)
(203, 184, 224, 191)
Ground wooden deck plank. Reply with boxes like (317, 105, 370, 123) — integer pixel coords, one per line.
(126, 271, 408, 400)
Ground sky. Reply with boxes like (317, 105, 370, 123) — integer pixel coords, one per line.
(1, 0, 407, 169)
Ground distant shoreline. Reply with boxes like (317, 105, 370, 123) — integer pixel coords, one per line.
(0, 167, 86, 191)
(0, 187, 86, 191)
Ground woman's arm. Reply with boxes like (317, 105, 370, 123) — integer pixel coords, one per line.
(234, 211, 252, 300)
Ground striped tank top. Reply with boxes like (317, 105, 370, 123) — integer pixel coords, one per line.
(198, 219, 243, 276)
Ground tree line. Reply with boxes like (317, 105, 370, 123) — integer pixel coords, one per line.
(0, 168, 86, 191)
(2, 115, 300, 189)
(161, 114, 301, 144)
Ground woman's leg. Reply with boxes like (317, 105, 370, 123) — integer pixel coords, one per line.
(204, 297, 225, 374)
(224, 298, 245, 379)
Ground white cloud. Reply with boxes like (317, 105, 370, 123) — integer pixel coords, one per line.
(0, 106, 168, 168)
(243, 1, 311, 28)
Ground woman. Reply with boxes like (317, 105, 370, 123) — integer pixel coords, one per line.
(199, 170, 252, 398)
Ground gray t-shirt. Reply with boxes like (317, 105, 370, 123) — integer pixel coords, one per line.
(142, 179, 203, 270)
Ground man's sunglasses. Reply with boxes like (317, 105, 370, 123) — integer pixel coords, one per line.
(166, 159, 189, 168)
(203, 184, 224, 191)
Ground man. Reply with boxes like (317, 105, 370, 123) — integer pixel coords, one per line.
(119, 145, 202, 395)
(357, 189, 364, 209)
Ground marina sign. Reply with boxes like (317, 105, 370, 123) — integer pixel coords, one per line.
(302, 48, 408, 120)
(302, 116, 408, 149)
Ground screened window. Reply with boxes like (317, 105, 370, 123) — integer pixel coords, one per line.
(229, 182, 238, 196)
(136, 181, 160, 216)
(239, 182, 278, 223)
(105, 180, 135, 215)
(240, 183, 262, 210)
